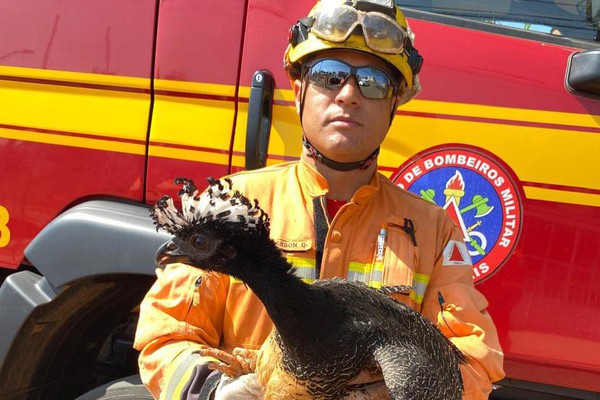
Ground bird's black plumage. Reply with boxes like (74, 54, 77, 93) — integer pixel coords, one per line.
(152, 177, 466, 400)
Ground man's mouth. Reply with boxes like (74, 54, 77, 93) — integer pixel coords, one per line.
(328, 115, 361, 127)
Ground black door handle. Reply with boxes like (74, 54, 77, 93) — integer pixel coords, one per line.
(245, 70, 275, 170)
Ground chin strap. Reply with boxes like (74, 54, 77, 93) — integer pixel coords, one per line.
(302, 136, 379, 171)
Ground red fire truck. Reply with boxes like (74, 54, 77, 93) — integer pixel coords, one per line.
(0, 1, 599, 399)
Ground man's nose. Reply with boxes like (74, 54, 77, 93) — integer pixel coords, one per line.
(335, 76, 362, 105)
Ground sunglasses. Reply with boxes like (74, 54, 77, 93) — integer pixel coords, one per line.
(304, 58, 397, 99)
(310, 3, 408, 55)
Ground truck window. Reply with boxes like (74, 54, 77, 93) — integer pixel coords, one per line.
(397, 0, 598, 43)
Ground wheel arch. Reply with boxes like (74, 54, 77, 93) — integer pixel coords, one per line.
(25, 199, 171, 287)
(0, 200, 171, 399)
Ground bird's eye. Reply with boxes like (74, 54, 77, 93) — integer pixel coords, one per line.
(191, 235, 208, 250)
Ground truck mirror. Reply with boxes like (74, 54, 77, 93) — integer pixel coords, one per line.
(587, 0, 600, 25)
(566, 50, 600, 97)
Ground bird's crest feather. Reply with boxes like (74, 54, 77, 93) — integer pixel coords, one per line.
(151, 177, 270, 236)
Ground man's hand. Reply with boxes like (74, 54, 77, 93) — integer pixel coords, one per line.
(200, 347, 390, 399)
(198, 348, 262, 399)
(213, 372, 262, 400)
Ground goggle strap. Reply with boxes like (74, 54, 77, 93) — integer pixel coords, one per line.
(288, 17, 313, 47)
(354, 0, 396, 17)
(302, 136, 379, 171)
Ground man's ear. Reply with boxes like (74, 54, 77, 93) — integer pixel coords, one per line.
(293, 79, 303, 115)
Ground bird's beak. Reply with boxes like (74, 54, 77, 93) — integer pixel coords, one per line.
(155, 240, 186, 266)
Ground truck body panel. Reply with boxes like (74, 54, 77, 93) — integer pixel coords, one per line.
(0, 0, 598, 398)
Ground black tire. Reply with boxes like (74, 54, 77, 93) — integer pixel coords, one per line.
(75, 374, 153, 400)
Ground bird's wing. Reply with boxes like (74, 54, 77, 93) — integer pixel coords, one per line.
(372, 342, 434, 400)
(378, 285, 412, 296)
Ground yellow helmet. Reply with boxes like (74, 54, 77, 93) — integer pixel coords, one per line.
(284, 0, 423, 92)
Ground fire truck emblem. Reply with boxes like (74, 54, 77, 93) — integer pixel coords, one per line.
(391, 147, 523, 283)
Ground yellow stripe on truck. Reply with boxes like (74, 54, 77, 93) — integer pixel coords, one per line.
(0, 66, 150, 143)
(0, 126, 145, 155)
(1, 67, 598, 208)
(524, 186, 600, 208)
(148, 144, 229, 166)
(149, 79, 236, 164)
(382, 115, 599, 192)
(402, 99, 599, 129)
(0, 65, 149, 90)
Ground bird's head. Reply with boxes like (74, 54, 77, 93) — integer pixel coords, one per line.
(151, 177, 271, 275)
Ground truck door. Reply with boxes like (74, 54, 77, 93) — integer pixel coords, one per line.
(0, 0, 156, 270)
(390, 0, 600, 397)
(231, 1, 311, 172)
(145, 0, 247, 203)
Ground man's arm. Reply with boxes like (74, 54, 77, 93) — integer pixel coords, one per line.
(421, 217, 505, 400)
(134, 263, 229, 399)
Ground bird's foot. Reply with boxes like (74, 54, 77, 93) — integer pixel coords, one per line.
(200, 347, 258, 378)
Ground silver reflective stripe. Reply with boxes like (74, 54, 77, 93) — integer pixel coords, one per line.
(410, 273, 430, 305)
(293, 266, 317, 282)
(165, 352, 202, 400)
(286, 255, 317, 283)
(347, 261, 384, 289)
(347, 269, 383, 284)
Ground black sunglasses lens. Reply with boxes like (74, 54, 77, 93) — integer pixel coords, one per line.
(308, 59, 352, 90)
(307, 59, 393, 99)
(355, 67, 392, 99)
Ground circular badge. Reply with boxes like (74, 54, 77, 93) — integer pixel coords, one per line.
(391, 146, 523, 283)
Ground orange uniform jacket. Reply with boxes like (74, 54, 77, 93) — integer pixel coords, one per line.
(134, 160, 505, 399)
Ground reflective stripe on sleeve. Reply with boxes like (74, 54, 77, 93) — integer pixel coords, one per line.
(164, 352, 213, 400)
(409, 273, 430, 305)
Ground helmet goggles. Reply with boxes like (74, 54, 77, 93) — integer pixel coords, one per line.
(304, 58, 397, 99)
(310, 3, 409, 55)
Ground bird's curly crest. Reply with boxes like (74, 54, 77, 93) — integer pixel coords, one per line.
(150, 177, 270, 236)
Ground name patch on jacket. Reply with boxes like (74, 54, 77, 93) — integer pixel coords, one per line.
(442, 240, 472, 266)
(274, 239, 312, 251)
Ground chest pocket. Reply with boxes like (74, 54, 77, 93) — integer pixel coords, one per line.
(381, 216, 421, 306)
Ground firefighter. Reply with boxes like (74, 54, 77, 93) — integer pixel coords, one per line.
(134, 0, 505, 398)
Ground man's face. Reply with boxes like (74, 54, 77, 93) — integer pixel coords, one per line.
(294, 50, 397, 164)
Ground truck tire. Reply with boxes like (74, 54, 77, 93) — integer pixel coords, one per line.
(75, 374, 152, 400)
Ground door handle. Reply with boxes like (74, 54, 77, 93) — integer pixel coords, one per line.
(245, 70, 275, 170)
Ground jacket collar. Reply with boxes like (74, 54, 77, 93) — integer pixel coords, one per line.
(297, 158, 381, 206)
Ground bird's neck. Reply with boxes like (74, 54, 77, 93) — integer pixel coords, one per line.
(231, 241, 344, 345)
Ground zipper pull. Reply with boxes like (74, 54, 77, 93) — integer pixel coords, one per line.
(438, 290, 459, 337)
(402, 218, 417, 246)
(437, 290, 445, 306)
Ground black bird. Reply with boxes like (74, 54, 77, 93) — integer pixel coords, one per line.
(151, 177, 466, 400)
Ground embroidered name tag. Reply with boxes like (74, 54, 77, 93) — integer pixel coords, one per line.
(274, 239, 312, 251)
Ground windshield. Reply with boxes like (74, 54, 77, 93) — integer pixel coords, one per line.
(397, 0, 599, 43)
